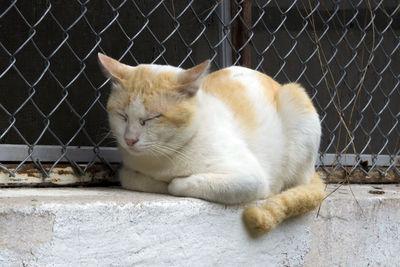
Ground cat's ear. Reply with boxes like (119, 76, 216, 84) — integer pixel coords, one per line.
(98, 53, 130, 81)
(177, 60, 210, 97)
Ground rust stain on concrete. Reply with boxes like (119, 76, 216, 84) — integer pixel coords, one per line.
(0, 163, 119, 187)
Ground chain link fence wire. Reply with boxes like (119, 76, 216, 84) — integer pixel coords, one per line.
(0, 0, 399, 185)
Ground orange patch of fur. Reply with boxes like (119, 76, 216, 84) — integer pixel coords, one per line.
(124, 66, 178, 100)
(159, 98, 196, 127)
(202, 69, 258, 130)
(280, 83, 317, 113)
(243, 172, 325, 235)
(106, 83, 131, 113)
(256, 72, 282, 107)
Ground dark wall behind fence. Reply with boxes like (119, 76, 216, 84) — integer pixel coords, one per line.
(0, 0, 399, 159)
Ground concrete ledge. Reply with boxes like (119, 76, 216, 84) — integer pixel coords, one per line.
(1, 185, 399, 266)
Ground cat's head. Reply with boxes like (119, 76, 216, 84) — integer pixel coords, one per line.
(98, 53, 210, 155)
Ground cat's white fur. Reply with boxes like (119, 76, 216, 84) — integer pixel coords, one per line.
(110, 64, 321, 204)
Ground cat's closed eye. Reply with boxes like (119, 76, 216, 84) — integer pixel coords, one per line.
(117, 112, 128, 122)
(139, 114, 162, 126)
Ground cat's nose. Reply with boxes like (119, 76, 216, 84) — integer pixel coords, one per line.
(124, 137, 139, 147)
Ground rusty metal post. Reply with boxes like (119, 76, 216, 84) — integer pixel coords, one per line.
(235, 0, 252, 67)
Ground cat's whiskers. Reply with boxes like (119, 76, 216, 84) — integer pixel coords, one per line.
(149, 145, 175, 165)
(153, 143, 191, 163)
(144, 131, 191, 163)
(142, 141, 174, 162)
(151, 144, 183, 163)
(150, 142, 190, 164)
(147, 146, 163, 161)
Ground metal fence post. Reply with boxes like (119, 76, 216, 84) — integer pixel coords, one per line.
(217, 0, 232, 68)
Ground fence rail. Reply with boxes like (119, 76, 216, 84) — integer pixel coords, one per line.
(0, 0, 399, 186)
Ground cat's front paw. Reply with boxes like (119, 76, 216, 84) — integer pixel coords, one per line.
(168, 176, 202, 198)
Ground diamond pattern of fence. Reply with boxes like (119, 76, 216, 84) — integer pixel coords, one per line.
(0, 0, 399, 185)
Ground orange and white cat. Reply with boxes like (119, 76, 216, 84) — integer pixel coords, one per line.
(98, 53, 325, 234)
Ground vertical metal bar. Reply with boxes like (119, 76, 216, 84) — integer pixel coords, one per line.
(217, 0, 232, 68)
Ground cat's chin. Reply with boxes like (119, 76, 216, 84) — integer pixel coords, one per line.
(123, 146, 146, 156)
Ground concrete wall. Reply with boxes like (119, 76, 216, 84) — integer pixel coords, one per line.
(1, 184, 399, 266)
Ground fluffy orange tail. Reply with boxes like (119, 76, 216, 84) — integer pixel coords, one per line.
(243, 172, 325, 235)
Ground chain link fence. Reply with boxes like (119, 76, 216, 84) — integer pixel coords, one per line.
(0, 0, 399, 186)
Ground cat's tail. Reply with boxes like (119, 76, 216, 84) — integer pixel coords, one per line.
(242, 172, 325, 235)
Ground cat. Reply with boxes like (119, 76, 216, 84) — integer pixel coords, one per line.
(98, 53, 325, 234)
